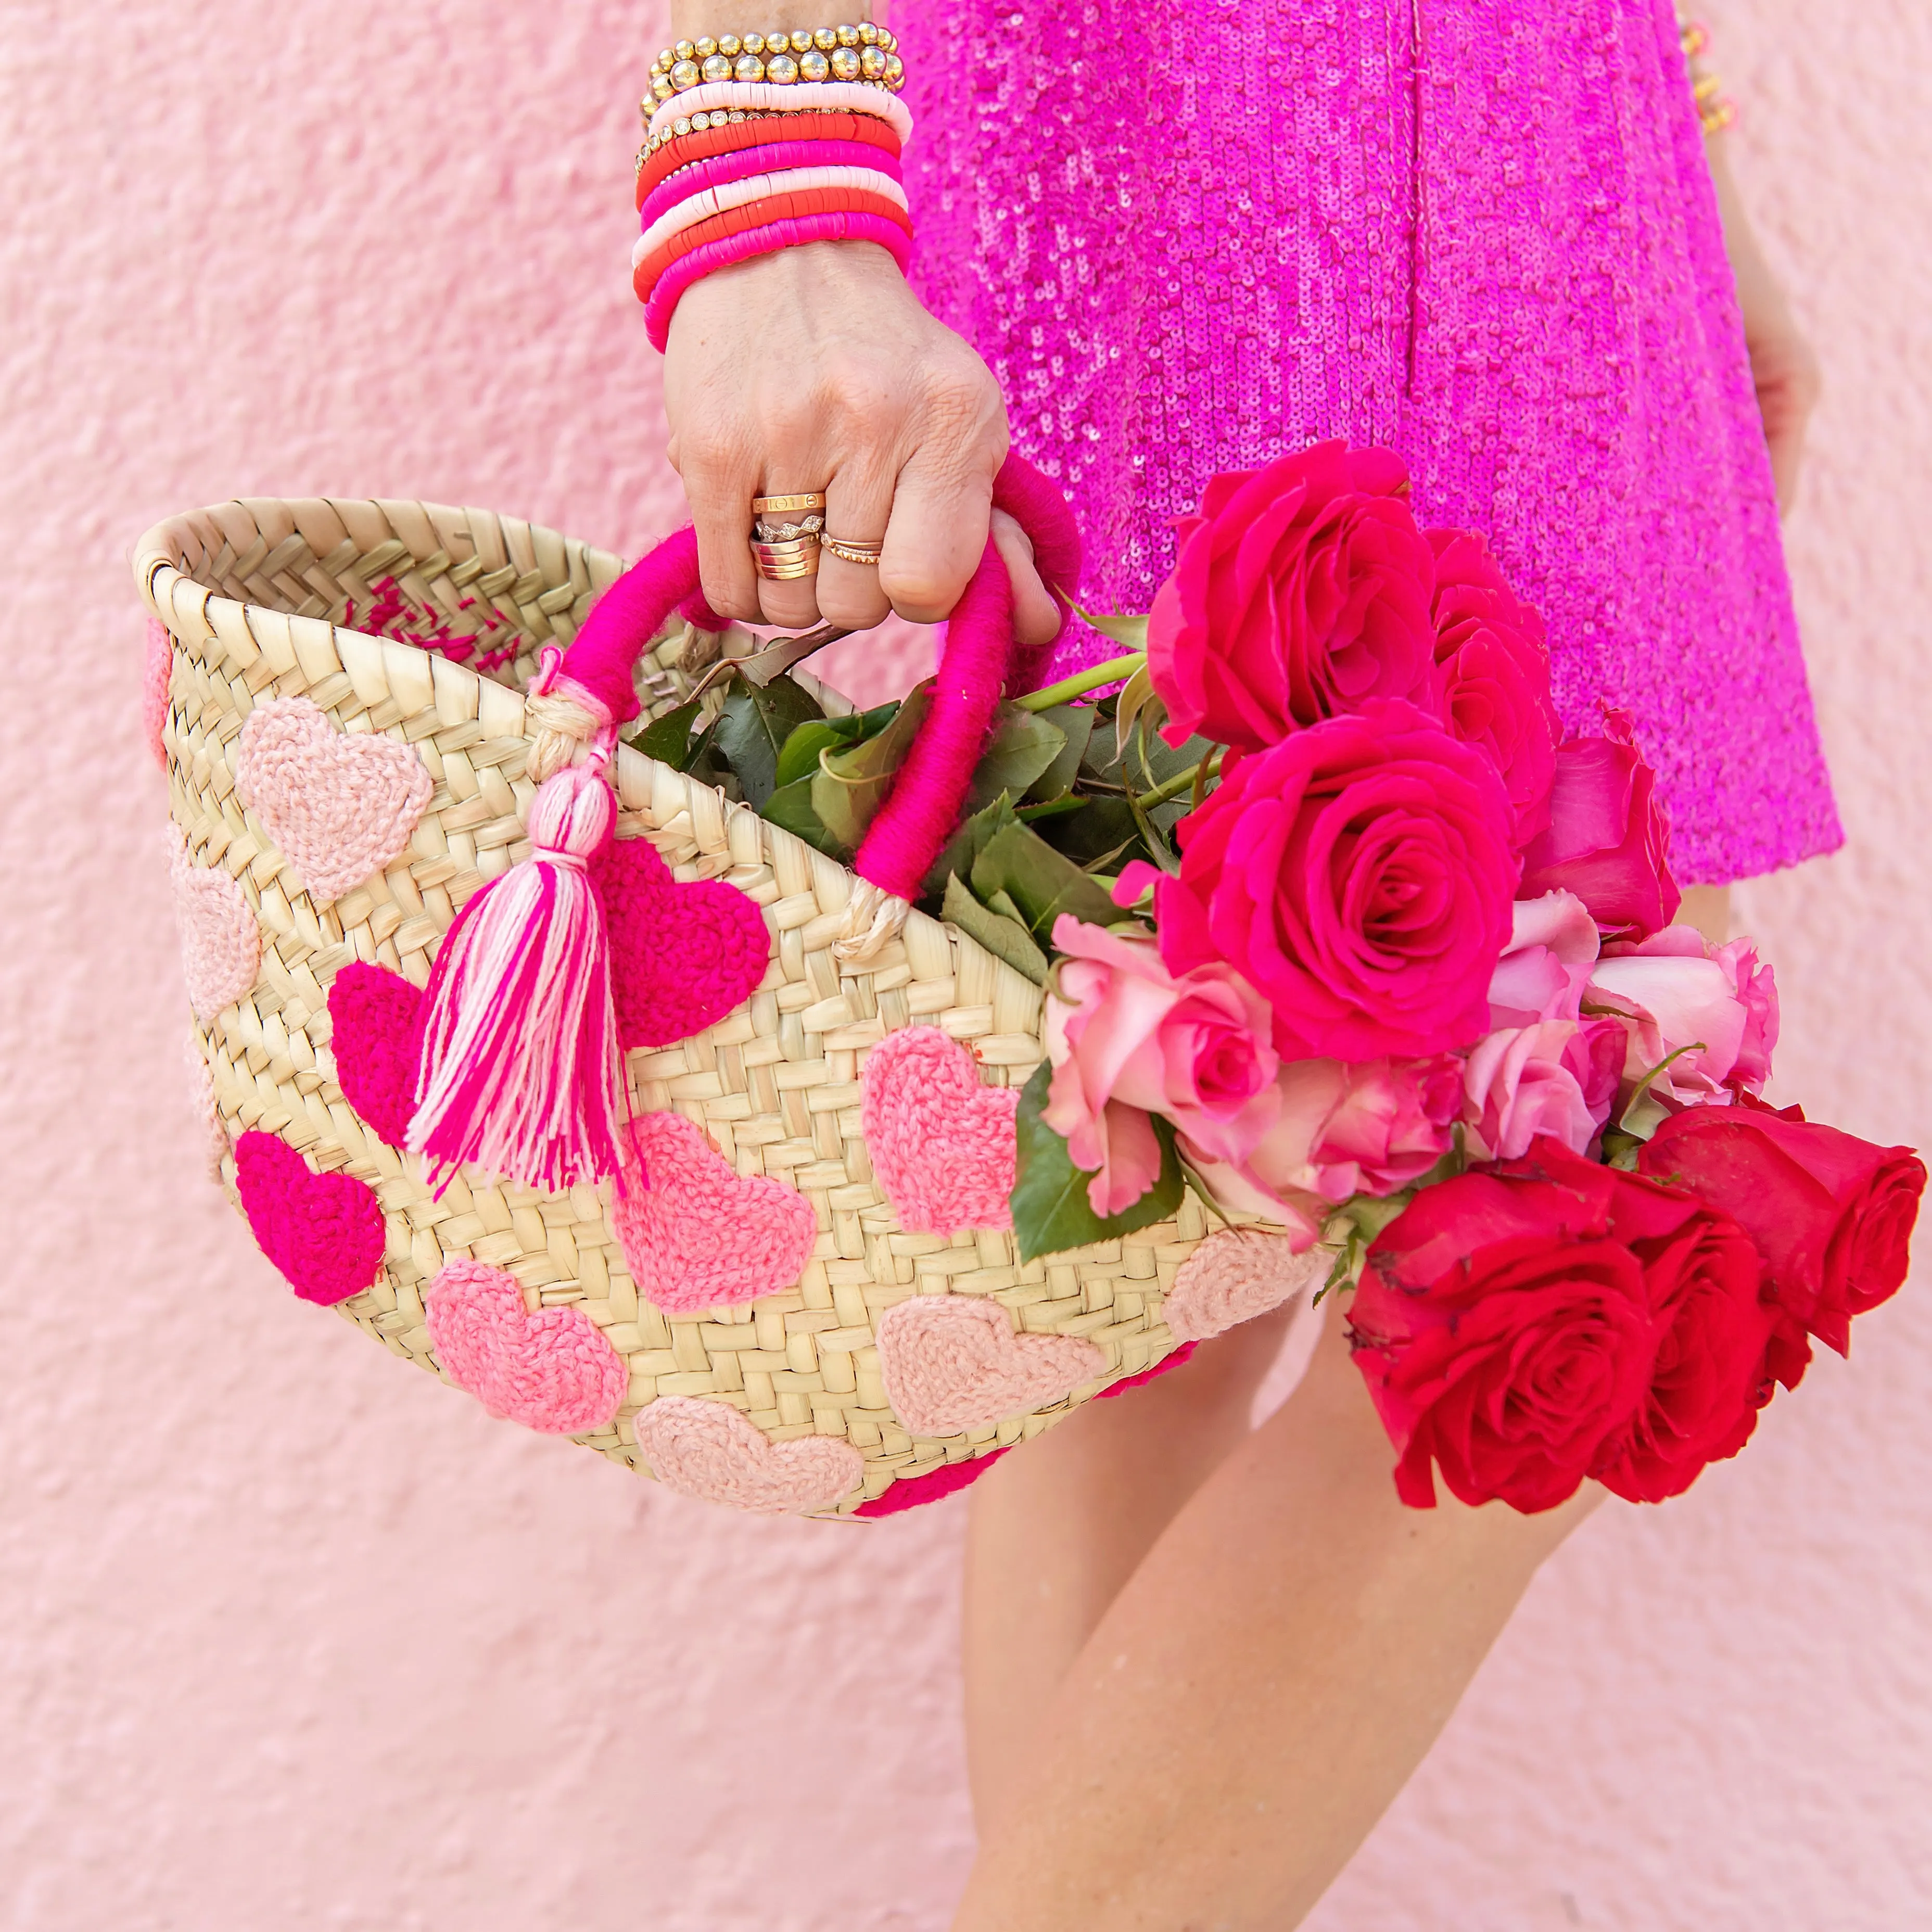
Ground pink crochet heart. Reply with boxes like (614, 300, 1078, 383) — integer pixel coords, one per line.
(875, 1296, 1103, 1437)
(591, 835, 770, 1049)
(612, 1112, 817, 1313)
(860, 1027, 1019, 1234)
(235, 696, 433, 903)
(1163, 1230, 1325, 1344)
(425, 1257, 628, 1435)
(169, 828, 261, 1018)
(327, 962, 425, 1147)
(143, 617, 172, 767)
(185, 1029, 228, 1179)
(233, 1130, 386, 1306)
(851, 1446, 1012, 1518)
(634, 1396, 862, 1515)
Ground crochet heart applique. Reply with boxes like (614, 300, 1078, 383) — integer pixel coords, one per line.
(235, 696, 433, 903)
(233, 1130, 386, 1306)
(612, 1112, 817, 1313)
(169, 827, 261, 1019)
(144, 617, 173, 767)
(590, 835, 770, 1050)
(874, 1296, 1103, 1437)
(860, 1027, 1019, 1234)
(1163, 1230, 1325, 1344)
(425, 1257, 628, 1435)
(326, 962, 425, 1147)
(633, 1396, 862, 1515)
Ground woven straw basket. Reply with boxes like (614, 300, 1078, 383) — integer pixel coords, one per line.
(136, 495, 1230, 1517)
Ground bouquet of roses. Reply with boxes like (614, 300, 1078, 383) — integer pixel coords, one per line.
(681, 441, 1923, 1515)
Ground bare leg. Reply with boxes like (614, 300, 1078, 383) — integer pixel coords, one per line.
(952, 1315, 1601, 1932)
(964, 1302, 1300, 1830)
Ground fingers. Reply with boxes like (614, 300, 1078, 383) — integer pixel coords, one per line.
(817, 460, 895, 631)
(989, 510, 1063, 650)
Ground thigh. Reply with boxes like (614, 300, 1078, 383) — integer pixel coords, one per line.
(962, 1300, 1302, 1829)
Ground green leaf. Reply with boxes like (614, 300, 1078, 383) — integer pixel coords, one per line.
(970, 821, 1123, 940)
(760, 774, 849, 858)
(1111, 662, 1166, 760)
(714, 674, 824, 810)
(919, 793, 1026, 906)
(962, 704, 1067, 819)
(1067, 603, 1151, 653)
(811, 682, 933, 849)
(1021, 704, 1095, 805)
(773, 699, 901, 790)
(1010, 1062, 1184, 1262)
(628, 698, 702, 767)
(678, 714, 721, 775)
(940, 874, 1049, 983)
(1015, 794, 1088, 825)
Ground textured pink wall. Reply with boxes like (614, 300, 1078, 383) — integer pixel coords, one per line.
(2, 2, 1927, 1925)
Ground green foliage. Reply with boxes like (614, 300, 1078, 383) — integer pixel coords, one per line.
(970, 822, 1123, 940)
(941, 874, 1049, 983)
(714, 674, 823, 810)
(627, 698, 703, 767)
(1009, 1063, 1184, 1262)
(811, 683, 934, 848)
(771, 700, 900, 789)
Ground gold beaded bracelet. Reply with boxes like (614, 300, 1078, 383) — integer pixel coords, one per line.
(1677, 17, 1738, 135)
(647, 23, 905, 103)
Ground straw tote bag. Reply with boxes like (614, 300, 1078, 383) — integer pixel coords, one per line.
(137, 493, 1248, 1518)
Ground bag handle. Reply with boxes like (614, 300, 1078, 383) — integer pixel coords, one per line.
(530, 452, 1082, 959)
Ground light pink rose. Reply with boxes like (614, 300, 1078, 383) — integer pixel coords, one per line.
(1585, 926, 1780, 1102)
(1461, 1019, 1626, 1160)
(1043, 918, 1280, 1217)
(1488, 889, 1601, 1028)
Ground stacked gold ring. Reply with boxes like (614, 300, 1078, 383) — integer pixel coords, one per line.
(751, 491, 826, 580)
(820, 534, 884, 567)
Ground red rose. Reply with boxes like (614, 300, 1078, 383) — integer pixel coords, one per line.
(1141, 700, 1517, 1061)
(1638, 1102, 1926, 1356)
(1147, 442, 1440, 751)
(1516, 713, 1681, 942)
(1428, 530, 1562, 847)
(1350, 1164, 1656, 1512)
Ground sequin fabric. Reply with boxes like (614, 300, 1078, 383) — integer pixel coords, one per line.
(899, 0, 1841, 883)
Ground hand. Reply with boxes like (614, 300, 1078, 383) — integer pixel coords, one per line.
(1708, 138, 1822, 514)
(662, 238, 1062, 645)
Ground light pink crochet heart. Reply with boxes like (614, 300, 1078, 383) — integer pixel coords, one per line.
(591, 835, 771, 1049)
(860, 1027, 1019, 1233)
(634, 1396, 862, 1515)
(875, 1296, 1103, 1437)
(425, 1257, 628, 1435)
(169, 827, 261, 1018)
(1163, 1229, 1325, 1344)
(185, 1029, 227, 1178)
(143, 617, 172, 767)
(235, 695, 433, 903)
(612, 1112, 817, 1313)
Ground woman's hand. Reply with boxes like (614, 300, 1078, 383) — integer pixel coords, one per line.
(663, 236, 1061, 642)
(1708, 138, 1822, 513)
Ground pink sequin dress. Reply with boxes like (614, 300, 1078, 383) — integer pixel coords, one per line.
(898, 0, 1840, 884)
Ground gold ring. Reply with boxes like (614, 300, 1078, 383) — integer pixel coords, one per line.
(751, 536, 820, 581)
(752, 491, 828, 516)
(820, 534, 885, 566)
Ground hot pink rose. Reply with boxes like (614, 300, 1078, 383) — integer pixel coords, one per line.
(1137, 701, 1518, 1062)
(1461, 1018, 1625, 1161)
(1487, 889, 1601, 1028)
(1147, 442, 1440, 751)
(1516, 713, 1681, 942)
(1428, 530, 1562, 847)
(1586, 925, 1780, 1102)
(1043, 918, 1280, 1216)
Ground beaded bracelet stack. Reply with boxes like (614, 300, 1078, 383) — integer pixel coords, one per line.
(631, 20, 914, 351)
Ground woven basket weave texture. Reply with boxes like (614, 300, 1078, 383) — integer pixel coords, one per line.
(136, 496, 1208, 1514)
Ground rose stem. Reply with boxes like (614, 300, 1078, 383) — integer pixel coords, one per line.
(1012, 652, 1147, 713)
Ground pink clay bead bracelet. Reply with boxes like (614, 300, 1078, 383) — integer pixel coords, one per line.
(636, 164, 910, 260)
(644, 208, 913, 350)
(647, 80, 914, 146)
(637, 136, 905, 232)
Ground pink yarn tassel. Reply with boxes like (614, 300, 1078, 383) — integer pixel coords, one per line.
(408, 763, 624, 1194)
(852, 537, 1013, 904)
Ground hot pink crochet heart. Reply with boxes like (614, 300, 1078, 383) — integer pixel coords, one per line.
(327, 962, 425, 1147)
(860, 1027, 1019, 1234)
(235, 696, 433, 903)
(612, 1112, 817, 1313)
(634, 1396, 862, 1515)
(169, 828, 261, 1019)
(1163, 1230, 1325, 1344)
(425, 1257, 628, 1435)
(233, 1130, 386, 1306)
(875, 1296, 1103, 1437)
(590, 835, 770, 1049)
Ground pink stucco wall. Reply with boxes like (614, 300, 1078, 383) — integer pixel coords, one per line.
(2, 2, 1927, 1924)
